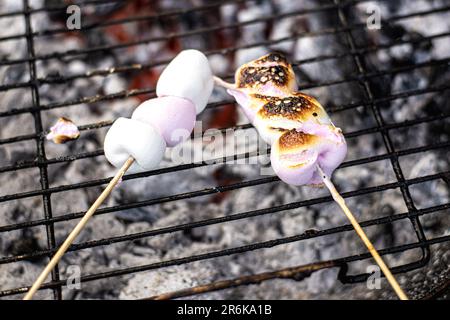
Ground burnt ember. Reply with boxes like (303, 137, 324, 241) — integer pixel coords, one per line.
(0, 0, 449, 300)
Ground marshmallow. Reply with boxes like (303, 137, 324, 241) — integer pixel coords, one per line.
(252, 93, 332, 145)
(234, 52, 298, 96)
(156, 49, 214, 114)
(221, 52, 347, 186)
(132, 96, 196, 147)
(46, 117, 80, 144)
(104, 117, 166, 173)
(226, 88, 258, 122)
(271, 128, 347, 186)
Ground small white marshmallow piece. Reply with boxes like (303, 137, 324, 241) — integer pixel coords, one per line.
(104, 117, 166, 173)
(156, 49, 214, 114)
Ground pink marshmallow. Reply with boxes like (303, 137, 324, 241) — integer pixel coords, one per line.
(226, 89, 255, 121)
(271, 149, 318, 185)
(132, 96, 196, 147)
(271, 127, 347, 186)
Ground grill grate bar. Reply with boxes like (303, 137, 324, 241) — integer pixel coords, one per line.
(0, 111, 448, 176)
(22, 0, 62, 300)
(0, 0, 357, 67)
(1, 115, 449, 205)
(334, 0, 431, 282)
(1, 139, 449, 252)
(0, 0, 259, 25)
(146, 231, 450, 300)
(3, 27, 448, 95)
(0, 1, 448, 69)
(0, 0, 125, 18)
(15, 0, 423, 43)
(1, 51, 448, 119)
(0, 0, 251, 41)
(0, 53, 448, 147)
(0, 168, 449, 265)
(0, 81, 448, 176)
(1, 28, 449, 96)
(146, 260, 338, 300)
(1, 231, 448, 298)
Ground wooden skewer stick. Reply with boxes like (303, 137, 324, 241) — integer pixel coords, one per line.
(23, 157, 135, 300)
(316, 165, 408, 300)
(213, 76, 237, 90)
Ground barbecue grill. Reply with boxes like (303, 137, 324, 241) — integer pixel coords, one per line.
(0, 0, 449, 300)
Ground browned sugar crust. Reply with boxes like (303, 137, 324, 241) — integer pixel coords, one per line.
(53, 135, 77, 144)
(237, 65, 290, 88)
(260, 95, 310, 119)
(278, 129, 317, 152)
(254, 93, 324, 121)
(254, 52, 289, 65)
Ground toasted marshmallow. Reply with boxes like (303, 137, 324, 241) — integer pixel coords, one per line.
(132, 96, 196, 147)
(226, 89, 264, 122)
(234, 52, 297, 96)
(221, 52, 347, 186)
(271, 128, 347, 186)
(253, 93, 332, 144)
(46, 117, 80, 144)
(104, 117, 166, 173)
(156, 49, 214, 114)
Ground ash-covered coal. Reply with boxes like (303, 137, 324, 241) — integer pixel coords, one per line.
(0, 0, 449, 300)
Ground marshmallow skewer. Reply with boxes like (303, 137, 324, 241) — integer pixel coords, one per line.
(214, 53, 408, 300)
(23, 157, 135, 300)
(24, 50, 214, 300)
(317, 166, 408, 300)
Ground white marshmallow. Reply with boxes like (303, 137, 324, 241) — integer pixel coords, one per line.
(156, 49, 214, 114)
(104, 117, 166, 173)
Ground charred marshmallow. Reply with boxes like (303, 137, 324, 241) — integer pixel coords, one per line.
(222, 53, 347, 186)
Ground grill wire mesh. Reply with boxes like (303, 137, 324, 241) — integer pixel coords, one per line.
(0, 0, 449, 299)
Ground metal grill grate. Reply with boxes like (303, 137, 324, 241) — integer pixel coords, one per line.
(0, 0, 449, 299)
